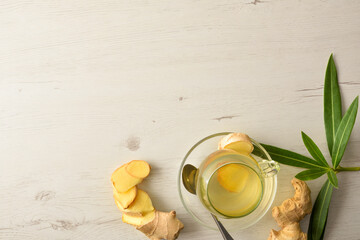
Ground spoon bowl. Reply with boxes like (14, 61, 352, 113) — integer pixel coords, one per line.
(182, 164, 198, 194)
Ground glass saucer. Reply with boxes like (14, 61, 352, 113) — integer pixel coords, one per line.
(177, 132, 278, 231)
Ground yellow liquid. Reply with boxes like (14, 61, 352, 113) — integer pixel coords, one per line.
(207, 162, 263, 217)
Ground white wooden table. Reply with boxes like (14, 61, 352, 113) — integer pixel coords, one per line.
(1, 0, 360, 239)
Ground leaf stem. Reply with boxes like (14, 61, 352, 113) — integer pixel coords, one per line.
(336, 166, 360, 172)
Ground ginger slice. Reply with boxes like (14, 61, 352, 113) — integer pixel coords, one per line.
(126, 160, 151, 178)
(268, 178, 312, 240)
(122, 210, 156, 226)
(126, 189, 154, 215)
(113, 186, 137, 209)
(119, 189, 154, 216)
(218, 133, 254, 155)
(115, 199, 142, 217)
(111, 164, 143, 193)
(217, 163, 250, 192)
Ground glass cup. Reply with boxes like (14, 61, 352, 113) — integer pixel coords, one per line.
(178, 132, 280, 230)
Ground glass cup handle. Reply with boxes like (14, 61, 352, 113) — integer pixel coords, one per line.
(259, 160, 280, 178)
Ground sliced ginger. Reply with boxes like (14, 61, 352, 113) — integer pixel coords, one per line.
(115, 198, 142, 216)
(126, 160, 151, 178)
(217, 163, 250, 192)
(218, 133, 254, 155)
(115, 189, 154, 216)
(111, 164, 143, 193)
(122, 209, 156, 226)
(126, 189, 154, 215)
(111, 160, 184, 240)
(113, 186, 137, 209)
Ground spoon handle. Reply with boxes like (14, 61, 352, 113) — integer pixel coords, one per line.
(211, 214, 234, 240)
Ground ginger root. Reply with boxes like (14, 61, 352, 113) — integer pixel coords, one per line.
(218, 132, 254, 155)
(268, 178, 312, 240)
(111, 161, 184, 240)
(137, 210, 184, 240)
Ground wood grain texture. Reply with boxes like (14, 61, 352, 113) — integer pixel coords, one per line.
(1, 0, 360, 239)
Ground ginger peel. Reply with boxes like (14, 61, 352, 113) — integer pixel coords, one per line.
(268, 178, 312, 240)
(111, 160, 184, 240)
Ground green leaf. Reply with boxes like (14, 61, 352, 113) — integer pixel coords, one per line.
(332, 96, 359, 168)
(308, 207, 330, 240)
(308, 179, 334, 240)
(261, 144, 328, 169)
(301, 132, 329, 167)
(295, 168, 329, 181)
(324, 54, 342, 156)
(327, 169, 338, 188)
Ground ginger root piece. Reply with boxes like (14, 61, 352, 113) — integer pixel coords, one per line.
(268, 178, 312, 240)
(111, 164, 143, 193)
(126, 160, 151, 178)
(137, 211, 184, 240)
(123, 210, 184, 240)
(218, 133, 254, 155)
(269, 223, 307, 240)
(113, 186, 137, 209)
